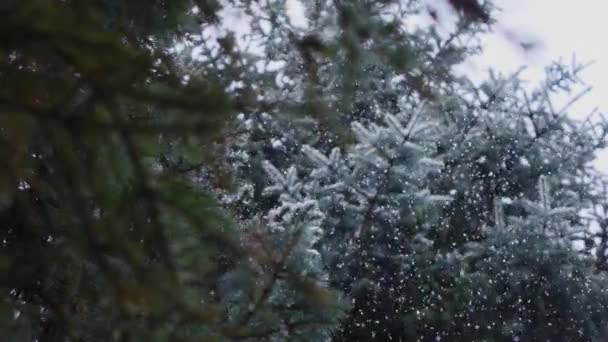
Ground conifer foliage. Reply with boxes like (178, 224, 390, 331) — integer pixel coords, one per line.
(4, 0, 608, 341)
(218, 0, 608, 341)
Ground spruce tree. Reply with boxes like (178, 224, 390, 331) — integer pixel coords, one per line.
(215, 0, 608, 341)
(0, 1, 343, 340)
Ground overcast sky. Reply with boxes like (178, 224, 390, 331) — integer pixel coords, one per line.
(470, 0, 608, 170)
(283, 0, 608, 170)
(473, 0, 604, 111)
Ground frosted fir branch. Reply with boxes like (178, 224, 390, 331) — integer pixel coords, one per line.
(351, 104, 432, 171)
(328, 147, 342, 165)
(401, 141, 427, 155)
(393, 182, 425, 198)
(548, 206, 577, 218)
(543, 58, 594, 92)
(464, 125, 485, 139)
(427, 194, 454, 203)
(412, 233, 434, 247)
(384, 113, 409, 139)
(350, 146, 390, 169)
(539, 175, 552, 212)
(345, 102, 454, 243)
(262, 160, 286, 186)
(261, 162, 303, 197)
(317, 182, 346, 195)
(266, 199, 325, 235)
(556, 85, 593, 117)
(411, 121, 440, 137)
(418, 157, 445, 169)
(305, 224, 324, 245)
(414, 189, 453, 203)
(351, 121, 378, 145)
(234, 222, 309, 330)
(519, 199, 544, 216)
(302, 144, 331, 168)
(494, 197, 505, 228)
(310, 167, 330, 179)
(277, 192, 302, 205)
(284, 166, 300, 188)
(403, 100, 426, 138)
(302, 146, 349, 184)
(479, 66, 527, 112)
(343, 201, 369, 214)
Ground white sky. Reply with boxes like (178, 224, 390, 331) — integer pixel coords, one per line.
(246, 0, 608, 171)
(470, 0, 608, 171)
(472, 1, 604, 112)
